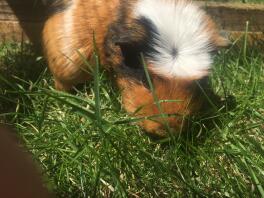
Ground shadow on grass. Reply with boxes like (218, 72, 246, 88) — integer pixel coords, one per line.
(0, 42, 46, 121)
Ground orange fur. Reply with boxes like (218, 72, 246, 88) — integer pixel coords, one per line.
(43, 0, 121, 90)
(117, 74, 205, 136)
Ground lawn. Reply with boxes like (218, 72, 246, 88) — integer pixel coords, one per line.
(0, 34, 264, 197)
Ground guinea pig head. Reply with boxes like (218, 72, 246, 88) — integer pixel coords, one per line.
(106, 0, 229, 136)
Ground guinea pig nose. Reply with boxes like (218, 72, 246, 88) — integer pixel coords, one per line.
(154, 126, 178, 137)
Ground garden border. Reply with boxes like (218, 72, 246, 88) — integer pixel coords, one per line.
(0, 0, 263, 44)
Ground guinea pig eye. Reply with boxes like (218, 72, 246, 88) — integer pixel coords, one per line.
(119, 43, 144, 69)
(116, 43, 149, 88)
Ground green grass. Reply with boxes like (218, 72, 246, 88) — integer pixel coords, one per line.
(0, 36, 264, 197)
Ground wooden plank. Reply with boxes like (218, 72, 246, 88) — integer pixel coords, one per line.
(228, 31, 264, 47)
(0, 21, 43, 43)
(0, 1, 263, 43)
(201, 2, 264, 32)
(0, 0, 46, 22)
(0, 0, 45, 43)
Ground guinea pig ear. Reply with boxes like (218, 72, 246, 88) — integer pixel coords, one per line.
(110, 20, 146, 45)
(105, 21, 147, 71)
(106, 23, 132, 45)
(113, 36, 132, 46)
(104, 24, 135, 68)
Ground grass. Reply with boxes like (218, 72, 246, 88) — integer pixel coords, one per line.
(0, 34, 264, 197)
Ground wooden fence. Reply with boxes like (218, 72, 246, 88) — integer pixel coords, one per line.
(0, 0, 264, 44)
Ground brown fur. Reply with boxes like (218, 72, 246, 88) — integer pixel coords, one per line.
(43, 0, 121, 90)
(204, 15, 230, 48)
(43, 0, 228, 136)
(0, 125, 51, 198)
(117, 74, 206, 136)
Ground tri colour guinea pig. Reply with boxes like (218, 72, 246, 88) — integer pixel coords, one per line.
(42, 0, 229, 136)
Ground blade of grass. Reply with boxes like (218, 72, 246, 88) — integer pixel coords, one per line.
(140, 53, 173, 136)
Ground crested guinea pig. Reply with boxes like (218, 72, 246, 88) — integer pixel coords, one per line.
(42, 0, 229, 136)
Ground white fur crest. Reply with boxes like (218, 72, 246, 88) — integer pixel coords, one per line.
(134, 0, 214, 79)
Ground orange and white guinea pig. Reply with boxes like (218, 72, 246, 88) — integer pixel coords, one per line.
(42, 0, 229, 136)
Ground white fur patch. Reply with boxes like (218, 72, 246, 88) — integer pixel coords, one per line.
(134, 0, 214, 79)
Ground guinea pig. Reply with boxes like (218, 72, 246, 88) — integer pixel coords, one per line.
(0, 125, 51, 198)
(42, 0, 229, 136)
